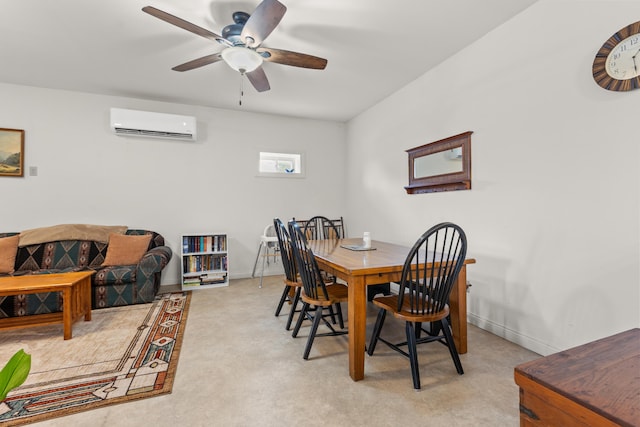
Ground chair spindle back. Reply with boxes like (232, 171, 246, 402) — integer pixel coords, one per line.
(273, 218, 297, 283)
(302, 216, 344, 240)
(288, 220, 330, 301)
(397, 222, 467, 315)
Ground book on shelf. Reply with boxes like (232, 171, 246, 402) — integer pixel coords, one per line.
(182, 275, 202, 287)
(183, 272, 227, 286)
(183, 254, 228, 274)
(182, 234, 227, 254)
(183, 282, 201, 287)
(200, 273, 227, 285)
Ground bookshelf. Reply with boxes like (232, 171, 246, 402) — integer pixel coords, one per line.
(181, 233, 228, 290)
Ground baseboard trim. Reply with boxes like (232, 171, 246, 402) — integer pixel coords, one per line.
(467, 312, 558, 356)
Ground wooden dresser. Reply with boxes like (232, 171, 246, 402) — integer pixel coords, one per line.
(514, 328, 639, 426)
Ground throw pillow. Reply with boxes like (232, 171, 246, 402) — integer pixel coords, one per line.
(0, 234, 20, 274)
(102, 233, 152, 266)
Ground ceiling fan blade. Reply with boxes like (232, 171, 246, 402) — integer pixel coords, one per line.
(258, 48, 327, 70)
(172, 54, 224, 72)
(240, 0, 286, 47)
(246, 67, 271, 92)
(142, 6, 230, 46)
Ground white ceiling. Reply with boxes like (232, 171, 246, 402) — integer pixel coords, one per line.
(0, 0, 539, 122)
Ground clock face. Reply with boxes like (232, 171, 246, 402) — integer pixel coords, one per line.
(593, 21, 640, 91)
(605, 34, 640, 79)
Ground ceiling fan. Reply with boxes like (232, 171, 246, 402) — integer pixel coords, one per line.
(142, 0, 327, 93)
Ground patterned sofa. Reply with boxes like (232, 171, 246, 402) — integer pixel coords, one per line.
(0, 226, 172, 318)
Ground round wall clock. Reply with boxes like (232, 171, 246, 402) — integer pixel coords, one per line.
(592, 21, 640, 91)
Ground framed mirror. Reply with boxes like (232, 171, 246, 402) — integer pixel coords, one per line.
(404, 131, 472, 194)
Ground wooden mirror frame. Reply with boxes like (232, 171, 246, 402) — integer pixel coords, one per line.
(404, 131, 472, 194)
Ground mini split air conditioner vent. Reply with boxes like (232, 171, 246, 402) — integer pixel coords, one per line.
(110, 108, 197, 141)
(113, 128, 194, 140)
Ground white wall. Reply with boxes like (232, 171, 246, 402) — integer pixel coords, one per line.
(345, 0, 640, 355)
(1, 0, 637, 357)
(0, 83, 346, 284)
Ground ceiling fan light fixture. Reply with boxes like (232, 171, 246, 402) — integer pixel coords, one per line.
(221, 46, 263, 74)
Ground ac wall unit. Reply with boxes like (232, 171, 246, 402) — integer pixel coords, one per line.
(110, 108, 196, 141)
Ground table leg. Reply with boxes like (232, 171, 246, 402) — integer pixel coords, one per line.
(348, 276, 367, 381)
(83, 277, 92, 321)
(449, 265, 468, 354)
(62, 287, 72, 340)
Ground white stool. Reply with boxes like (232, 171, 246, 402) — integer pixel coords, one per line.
(251, 224, 279, 288)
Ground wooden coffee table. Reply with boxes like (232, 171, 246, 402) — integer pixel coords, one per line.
(0, 271, 94, 340)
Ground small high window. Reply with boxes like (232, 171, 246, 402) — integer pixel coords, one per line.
(258, 152, 304, 177)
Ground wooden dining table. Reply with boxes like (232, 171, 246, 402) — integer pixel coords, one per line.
(307, 238, 475, 382)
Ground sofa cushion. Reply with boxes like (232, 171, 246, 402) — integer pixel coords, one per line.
(15, 240, 105, 272)
(0, 234, 19, 274)
(19, 224, 127, 247)
(102, 233, 152, 266)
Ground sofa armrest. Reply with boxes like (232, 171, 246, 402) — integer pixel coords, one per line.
(135, 245, 173, 302)
(139, 246, 172, 271)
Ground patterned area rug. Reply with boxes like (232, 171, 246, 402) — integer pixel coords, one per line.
(0, 292, 190, 426)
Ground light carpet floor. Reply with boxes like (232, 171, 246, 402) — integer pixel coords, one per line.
(26, 275, 540, 426)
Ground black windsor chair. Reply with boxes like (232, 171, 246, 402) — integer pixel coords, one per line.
(367, 222, 467, 389)
(288, 220, 348, 360)
(273, 218, 305, 331)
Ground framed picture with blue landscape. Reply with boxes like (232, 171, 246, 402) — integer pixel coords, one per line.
(0, 128, 24, 177)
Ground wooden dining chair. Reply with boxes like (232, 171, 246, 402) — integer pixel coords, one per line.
(367, 222, 467, 389)
(299, 216, 343, 286)
(273, 218, 304, 331)
(274, 218, 338, 331)
(288, 220, 348, 360)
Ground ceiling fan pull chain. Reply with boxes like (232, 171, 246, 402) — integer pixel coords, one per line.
(239, 73, 244, 106)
